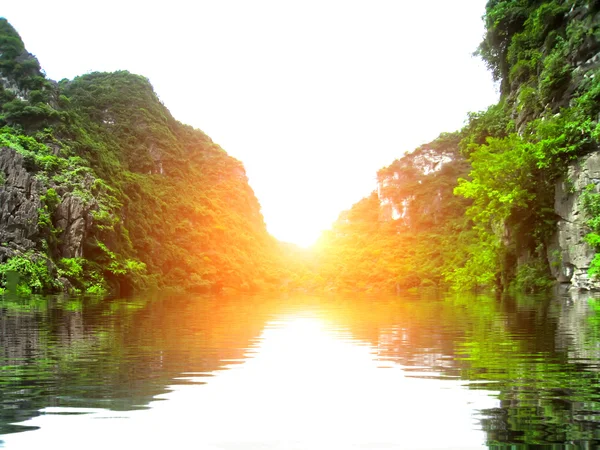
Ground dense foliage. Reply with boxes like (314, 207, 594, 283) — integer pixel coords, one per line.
(314, 0, 600, 293)
(0, 19, 283, 295)
(457, 0, 600, 291)
(3, 0, 600, 295)
(315, 133, 475, 292)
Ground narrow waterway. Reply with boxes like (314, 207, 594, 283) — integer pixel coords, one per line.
(0, 291, 599, 448)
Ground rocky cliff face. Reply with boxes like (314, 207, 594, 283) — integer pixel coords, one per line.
(0, 19, 281, 295)
(549, 152, 600, 290)
(473, 0, 600, 292)
(0, 147, 42, 262)
(54, 192, 95, 259)
(375, 134, 469, 229)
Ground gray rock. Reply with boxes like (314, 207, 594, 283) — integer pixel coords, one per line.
(549, 151, 600, 290)
(0, 75, 29, 102)
(0, 147, 42, 261)
(57, 276, 74, 294)
(55, 193, 94, 259)
(0, 145, 99, 265)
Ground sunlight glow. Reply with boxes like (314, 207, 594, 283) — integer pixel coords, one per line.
(3, 312, 499, 449)
(1, 0, 498, 246)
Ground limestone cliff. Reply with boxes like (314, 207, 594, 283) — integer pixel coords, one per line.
(474, 0, 600, 292)
(0, 147, 42, 260)
(0, 19, 281, 295)
(550, 154, 600, 290)
(376, 133, 468, 229)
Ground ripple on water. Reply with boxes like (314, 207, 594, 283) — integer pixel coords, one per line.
(0, 293, 599, 447)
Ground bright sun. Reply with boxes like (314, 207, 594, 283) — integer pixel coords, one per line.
(260, 189, 340, 247)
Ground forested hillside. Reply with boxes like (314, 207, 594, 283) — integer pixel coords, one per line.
(316, 0, 600, 293)
(316, 133, 474, 292)
(4, 0, 600, 297)
(0, 19, 283, 295)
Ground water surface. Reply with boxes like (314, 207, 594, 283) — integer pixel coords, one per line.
(0, 291, 599, 448)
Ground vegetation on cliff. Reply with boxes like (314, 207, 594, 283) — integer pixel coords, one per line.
(3, 0, 600, 296)
(315, 0, 600, 293)
(0, 18, 283, 295)
(314, 133, 474, 292)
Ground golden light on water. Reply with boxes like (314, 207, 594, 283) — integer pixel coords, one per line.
(2, 311, 497, 449)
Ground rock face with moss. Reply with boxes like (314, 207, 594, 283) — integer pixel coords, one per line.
(0, 147, 42, 260)
(54, 192, 94, 259)
(0, 18, 282, 295)
(477, 0, 600, 291)
(550, 154, 600, 289)
(448, 0, 600, 292)
(311, 0, 600, 294)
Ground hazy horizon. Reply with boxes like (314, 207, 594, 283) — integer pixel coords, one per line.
(2, 0, 499, 246)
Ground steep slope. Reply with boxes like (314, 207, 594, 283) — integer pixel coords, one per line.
(465, 0, 600, 290)
(316, 0, 600, 293)
(0, 19, 281, 295)
(316, 133, 474, 292)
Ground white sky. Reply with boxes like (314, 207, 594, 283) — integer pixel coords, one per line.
(3, 0, 498, 246)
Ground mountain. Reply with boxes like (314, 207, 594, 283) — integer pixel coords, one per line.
(0, 18, 282, 295)
(5, 0, 600, 297)
(317, 0, 600, 293)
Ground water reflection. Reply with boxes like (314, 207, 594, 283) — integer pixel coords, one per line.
(0, 292, 600, 448)
(1, 308, 494, 449)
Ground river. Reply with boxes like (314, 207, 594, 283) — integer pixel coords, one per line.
(0, 291, 599, 449)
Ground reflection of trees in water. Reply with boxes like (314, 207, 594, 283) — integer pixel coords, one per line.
(2, 292, 600, 445)
(377, 325, 456, 373)
(478, 294, 600, 446)
(325, 293, 600, 446)
(0, 294, 272, 434)
(556, 294, 600, 364)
